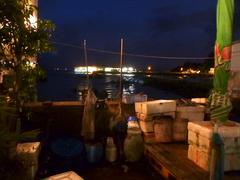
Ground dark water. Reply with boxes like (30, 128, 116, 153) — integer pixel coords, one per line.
(37, 71, 181, 101)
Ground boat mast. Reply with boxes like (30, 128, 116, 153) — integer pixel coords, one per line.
(84, 40, 89, 88)
(119, 38, 124, 115)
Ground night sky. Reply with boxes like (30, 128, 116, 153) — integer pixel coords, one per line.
(39, 0, 239, 71)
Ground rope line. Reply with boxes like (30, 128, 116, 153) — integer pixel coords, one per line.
(50, 41, 214, 60)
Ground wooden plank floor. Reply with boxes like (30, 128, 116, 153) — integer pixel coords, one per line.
(145, 143, 240, 180)
(145, 143, 209, 180)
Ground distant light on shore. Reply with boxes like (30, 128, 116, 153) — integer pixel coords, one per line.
(74, 66, 137, 74)
(208, 68, 214, 75)
(180, 68, 201, 74)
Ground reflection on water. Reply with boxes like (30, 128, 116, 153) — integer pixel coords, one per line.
(76, 73, 136, 100)
(37, 71, 182, 101)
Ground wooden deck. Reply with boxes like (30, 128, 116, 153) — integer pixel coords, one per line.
(144, 143, 240, 180)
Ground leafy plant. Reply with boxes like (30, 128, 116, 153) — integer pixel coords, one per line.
(0, 95, 39, 158)
(0, 0, 54, 111)
(0, 0, 53, 177)
(0, 95, 39, 179)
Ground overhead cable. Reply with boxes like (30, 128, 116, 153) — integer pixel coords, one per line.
(51, 41, 214, 60)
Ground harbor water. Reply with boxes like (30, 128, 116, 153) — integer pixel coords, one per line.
(37, 71, 183, 101)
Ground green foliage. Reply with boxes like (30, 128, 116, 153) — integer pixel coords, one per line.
(0, 0, 55, 57)
(0, 0, 54, 107)
(3, 62, 47, 102)
(0, 95, 39, 174)
(0, 0, 51, 174)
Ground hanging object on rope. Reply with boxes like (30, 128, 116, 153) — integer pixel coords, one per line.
(81, 88, 97, 140)
(81, 40, 97, 140)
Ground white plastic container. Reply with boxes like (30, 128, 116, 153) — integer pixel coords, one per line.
(105, 137, 117, 162)
(127, 116, 139, 129)
(16, 142, 41, 179)
(124, 128, 144, 162)
(16, 142, 41, 162)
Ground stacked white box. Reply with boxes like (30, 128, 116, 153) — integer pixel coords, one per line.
(188, 121, 240, 171)
(139, 120, 154, 133)
(139, 112, 175, 121)
(176, 105, 205, 121)
(188, 145, 240, 171)
(135, 100, 176, 114)
(191, 98, 208, 104)
(138, 112, 176, 133)
(135, 100, 176, 134)
(138, 112, 175, 133)
(122, 94, 147, 104)
(173, 118, 188, 142)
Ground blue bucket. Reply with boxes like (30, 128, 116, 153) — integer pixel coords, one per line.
(85, 142, 104, 164)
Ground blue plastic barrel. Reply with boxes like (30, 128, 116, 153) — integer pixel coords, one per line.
(85, 142, 103, 164)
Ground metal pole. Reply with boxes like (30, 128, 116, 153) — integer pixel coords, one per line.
(210, 123, 219, 180)
(84, 40, 89, 88)
(119, 38, 124, 115)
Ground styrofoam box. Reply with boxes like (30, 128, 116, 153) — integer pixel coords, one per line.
(44, 171, 84, 180)
(188, 121, 240, 153)
(177, 105, 205, 112)
(188, 145, 240, 171)
(176, 105, 205, 121)
(135, 100, 176, 114)
(16, 142, 41, 164)
(139, 111, 175, 121)
(135, 102, 142, 113)
(122, 94, 147, 104)
(139, 120, 154, 133)
(191, 98, 208, 104)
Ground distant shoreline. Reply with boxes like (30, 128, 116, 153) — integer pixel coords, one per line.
(143, 75, 212, 98)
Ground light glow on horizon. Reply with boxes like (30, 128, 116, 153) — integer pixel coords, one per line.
(74, 66, 137, 74)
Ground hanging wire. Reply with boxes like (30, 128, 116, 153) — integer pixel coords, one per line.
(50, 41, 214, 60)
